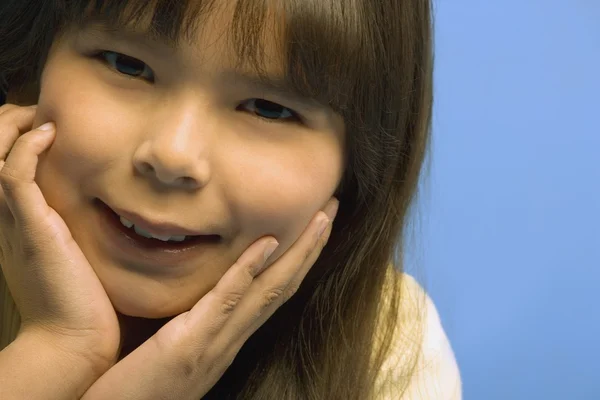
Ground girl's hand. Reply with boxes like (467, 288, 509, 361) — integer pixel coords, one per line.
(0, 104, 120, 368)
(80, 197, 339, 400)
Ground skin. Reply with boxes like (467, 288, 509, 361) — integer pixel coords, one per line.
(7, 4, 345, 353)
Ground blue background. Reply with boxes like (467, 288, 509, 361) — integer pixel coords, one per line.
(0, 2, 597, 398)
(412, 1, 599, 399)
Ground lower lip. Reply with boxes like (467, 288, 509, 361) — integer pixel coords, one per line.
(94, 199, 221, 268)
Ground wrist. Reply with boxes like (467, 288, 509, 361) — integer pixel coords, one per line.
(0, 330, 112, 400)
(18, 328, 115, 380)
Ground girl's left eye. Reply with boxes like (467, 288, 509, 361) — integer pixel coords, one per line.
(237, 99, 301, 124)
(92, 50, 302, 124)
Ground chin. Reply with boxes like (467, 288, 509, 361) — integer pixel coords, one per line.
(106, 286, 192, 319)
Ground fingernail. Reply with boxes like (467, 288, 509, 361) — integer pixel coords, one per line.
(29, 105, 38, 109)
(317, 216, 330, 238)
(263, 240, 279, 264)
(37, 122, 54, 131)
(325, 199, 339, 220)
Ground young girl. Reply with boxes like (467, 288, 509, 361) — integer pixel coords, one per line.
(0, 0, 461, 399)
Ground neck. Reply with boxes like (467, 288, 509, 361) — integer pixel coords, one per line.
(116, 313, 174, 361)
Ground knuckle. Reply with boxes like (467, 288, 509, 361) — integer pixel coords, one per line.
(184, 347, 227, 381)
(283, 283, 300, 302)
(0, 104, 19, 118)
(218, 291, 244, 315)
(17, 133, 46, 150)
(0, 165, 21, 187)
(2, 104, 34, 119)
(177, 352, 202, 380)
(2, 133, 46, 161)
(168, 340, 212, 380)
(0, 103, 16, 111)
(259, 287, 285, 310)
(232, 258, 256, 279)
(247, 257, 265, 276)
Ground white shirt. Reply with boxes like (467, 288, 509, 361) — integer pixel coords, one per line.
(375, 273, 462, 399)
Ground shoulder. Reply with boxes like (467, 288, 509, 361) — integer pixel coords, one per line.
(376, 271, 462, 399)
(402, 274, 462, 399)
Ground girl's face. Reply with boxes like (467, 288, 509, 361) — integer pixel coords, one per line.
(31, 7, 345, 318)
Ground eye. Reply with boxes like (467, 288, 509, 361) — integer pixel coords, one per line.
(93, 50, 154, 82)
(237, 99, 301, 124)
(91, 51, 302, 124)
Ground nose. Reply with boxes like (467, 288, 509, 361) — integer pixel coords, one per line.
(133, 119, 211, 190)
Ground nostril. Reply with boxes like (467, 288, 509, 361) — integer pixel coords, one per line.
(142, 163, 154, 174)
(181, 176, 195, 185)
(136, 161, 200, 188)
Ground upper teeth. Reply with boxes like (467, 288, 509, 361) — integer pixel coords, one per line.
(119, 216, 187, 242)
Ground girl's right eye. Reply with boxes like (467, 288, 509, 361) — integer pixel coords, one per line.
(89, 50, 304, 125)
(92, 50, 155, 82)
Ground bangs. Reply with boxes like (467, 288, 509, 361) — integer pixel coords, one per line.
(59, 0, 367, 115)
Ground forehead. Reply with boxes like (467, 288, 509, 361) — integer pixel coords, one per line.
(61, 0, 348, 114)
(77, 0, 285, 67)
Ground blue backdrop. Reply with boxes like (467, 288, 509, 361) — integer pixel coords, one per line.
(413, 1, 600, 399)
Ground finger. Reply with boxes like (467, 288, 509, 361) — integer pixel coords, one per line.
(0, 105, 38, 167)
(232, 198, 338, 344)
(153, 199, 336, 362)
(215, 198, 337, 356)
(129, 201, 338, 400)
(0, 103, 36, 115)
(251, 197, 338, 292)
(178, 204, 331, 340)
(0, 103, 22, 116)
(180, 236, 280, 338)
(0, 103, 17, 116)
(196, 209, 328, 334)
(0, 105, 39, 225)
(147, 212, 330, 398)
(0, 122, 56, 225)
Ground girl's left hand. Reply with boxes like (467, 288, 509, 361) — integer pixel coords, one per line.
(80, 198, 339, 400)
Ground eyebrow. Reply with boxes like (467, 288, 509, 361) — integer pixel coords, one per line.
(78, 22, 329, 113)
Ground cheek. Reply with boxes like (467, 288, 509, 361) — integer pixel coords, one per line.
(223, 141, 343, 242)
(33, 91, 114, 204)
(33, 57, 142, 191)
(36, 68, 127, 163)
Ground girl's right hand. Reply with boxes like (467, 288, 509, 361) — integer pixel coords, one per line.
(0, 104, 120, 369)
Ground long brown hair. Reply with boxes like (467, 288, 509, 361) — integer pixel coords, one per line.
(0, 0, 434, 398)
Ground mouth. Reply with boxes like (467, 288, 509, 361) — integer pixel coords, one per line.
(94, 198, 221, 259)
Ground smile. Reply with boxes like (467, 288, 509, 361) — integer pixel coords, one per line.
(93, 198, 221, 269)
(117, 216, 192, 243)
